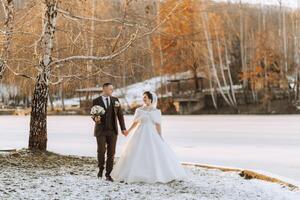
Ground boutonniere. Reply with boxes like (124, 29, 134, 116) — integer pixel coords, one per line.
(114, 101, 120, 107)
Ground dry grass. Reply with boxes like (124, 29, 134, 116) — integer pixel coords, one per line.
(182, 162, 299, 191)
(0, 148, 97, 170)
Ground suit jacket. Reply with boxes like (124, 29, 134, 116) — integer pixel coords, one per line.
(92, 96, 126, 137)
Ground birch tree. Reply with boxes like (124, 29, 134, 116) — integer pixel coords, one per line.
(26, 0, 180, 151)
(29, 0, 139, 151)
(202, 13, 229, 105)
(239, 0, 247, 89)
(293, 0, 300, 101)
(0, 0, 14, 79)
(28, 0, 58, 150)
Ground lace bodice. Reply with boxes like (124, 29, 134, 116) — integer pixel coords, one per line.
(133, 107, 162, 125)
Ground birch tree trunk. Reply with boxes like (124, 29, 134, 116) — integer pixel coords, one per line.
(282, 5, 288, 76)
(202, 12, 233, 107)
(192, 64, 200, 92)
(216, 32, 235, 106)
(239, 1, 247, 89)
(156, 0, 165, 97)
(224, 41, 238, 108)
(206, 60, 218, 110)
(60, 82, 65, 111)
(294, 0, 300, 101)
(87, 0, 95, 73)
(49, 92, 54, 111)
(28, 0, 58, 151)
(0, 0, 14, 79)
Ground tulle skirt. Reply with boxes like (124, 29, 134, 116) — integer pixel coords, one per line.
(111, 123, 187, 183)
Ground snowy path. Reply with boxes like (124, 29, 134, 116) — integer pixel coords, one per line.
(0, 115, 300, 186)
(0, 150, 299, 200)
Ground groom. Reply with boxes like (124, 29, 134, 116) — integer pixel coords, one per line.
(92, 82, 127, 182)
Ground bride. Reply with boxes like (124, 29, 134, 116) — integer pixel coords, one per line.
(111, 91, 187, 183)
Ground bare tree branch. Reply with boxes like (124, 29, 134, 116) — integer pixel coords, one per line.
(0, 0, 14, 79)
(56, 8, 143, 27)
(0, 0, 7, 18)
(50, 27, 139, 67)
(138, 1, 182, 38)
(5, 64, 35, 80)
(50, 65, 132, 82)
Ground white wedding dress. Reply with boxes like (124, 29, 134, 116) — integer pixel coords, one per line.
(111, 106, 187, 183)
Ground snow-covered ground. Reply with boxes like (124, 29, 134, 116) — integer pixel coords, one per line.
(0, 115, 300, 187)
(0, 150, 299, 200)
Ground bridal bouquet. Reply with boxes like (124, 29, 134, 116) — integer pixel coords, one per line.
(90, 105, 105, 122)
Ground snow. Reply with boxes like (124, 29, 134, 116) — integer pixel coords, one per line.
(50, 97, 80, 107)
(0, 83, 18, 99)
(50, 71, 206, 108)
(113, 75, 169, 107)
(49, 71, 244, 109)
(1, 168, 299, 200)
(0, 151, 299, 200)
(49, 75, 167, 108)
(215, 0, 297, 8)
(202, 85, 243, 93)
(0, 115, 300, 188)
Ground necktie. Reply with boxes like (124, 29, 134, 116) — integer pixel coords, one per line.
(106, 97, 109, 108)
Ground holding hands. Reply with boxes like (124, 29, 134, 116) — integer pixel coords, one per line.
(122, 130, 129, 137)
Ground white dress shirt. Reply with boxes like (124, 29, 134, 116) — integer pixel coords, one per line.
(102, 95, 111, 108)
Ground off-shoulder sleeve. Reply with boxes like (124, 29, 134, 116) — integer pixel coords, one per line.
(133, 108, 141, 123)
(152, 109, 162, 125)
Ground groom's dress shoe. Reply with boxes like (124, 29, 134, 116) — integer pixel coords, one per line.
(97, 170, 103, 178)
(105, 176, 114, 182)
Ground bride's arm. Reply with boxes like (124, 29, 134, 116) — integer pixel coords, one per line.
(155, 123, 162, 136)
(126, 108, 141, 135)
(127, 121, 139, 135)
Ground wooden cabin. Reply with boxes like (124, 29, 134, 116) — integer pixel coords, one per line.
(76, 87, 102, 113)
(164, 71, 208, 114)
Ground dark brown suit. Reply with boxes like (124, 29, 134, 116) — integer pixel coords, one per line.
(92, 96, 126, 177)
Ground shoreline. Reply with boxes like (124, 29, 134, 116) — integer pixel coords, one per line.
(182, 162, 300, 191)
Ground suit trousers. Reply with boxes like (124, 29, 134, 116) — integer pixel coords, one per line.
(96, 132, 117, 177)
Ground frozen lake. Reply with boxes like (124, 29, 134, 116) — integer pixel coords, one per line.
(0, 115, 299, 185)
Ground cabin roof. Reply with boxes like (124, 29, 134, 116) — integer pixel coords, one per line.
(167, 70, 206, 82)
